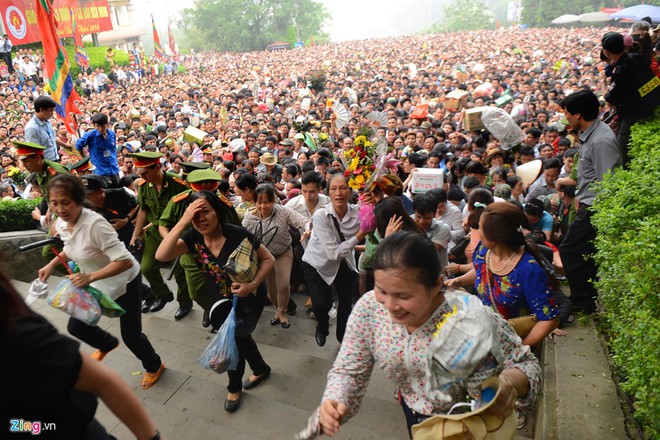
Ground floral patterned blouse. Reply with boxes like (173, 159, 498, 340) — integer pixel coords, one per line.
(473, 242, 559, 321)
(182, 224, 260, 305)
(321, 290, 541, 423)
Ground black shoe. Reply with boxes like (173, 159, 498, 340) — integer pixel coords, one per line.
(315, 331, 326, 347)
(243, 371, 271, 390)
(141, 298, 154, 314)
(224, 395, 241, 412)
(270, 316, 281, 326)
(174, 305, 192, 320)
(287, 299, 298, 315)
(148, 294, 174, 313)
(202, 312, 211, 328)
(281, 321, 291, 329)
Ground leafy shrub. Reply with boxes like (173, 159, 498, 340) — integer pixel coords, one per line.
(592, 110, 660, 439)
(63, 45, 130, 77)
(0, 198, 41, 232)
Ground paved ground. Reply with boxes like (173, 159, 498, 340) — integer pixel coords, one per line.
(14, 274, 408, 440)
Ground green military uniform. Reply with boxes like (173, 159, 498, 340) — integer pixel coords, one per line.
(13, 140, 70, 265)
(159, 168, 240, 313)
(35, 161, 70, 200)
(131, 152, 190, 305)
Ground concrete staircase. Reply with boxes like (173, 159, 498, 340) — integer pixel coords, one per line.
(14, 273, 628, 440)
(13, 275, 408, 440)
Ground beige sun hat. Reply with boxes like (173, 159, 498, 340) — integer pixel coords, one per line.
(516, 159, 543, 189)
(412, 376, 517, 440)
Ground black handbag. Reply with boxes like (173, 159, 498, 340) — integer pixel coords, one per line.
(448, 234, 470, 264)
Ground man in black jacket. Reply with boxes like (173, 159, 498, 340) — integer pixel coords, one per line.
(600, 32, 660, 165)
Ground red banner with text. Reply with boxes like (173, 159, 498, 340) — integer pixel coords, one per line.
(0, 0, 113, 45)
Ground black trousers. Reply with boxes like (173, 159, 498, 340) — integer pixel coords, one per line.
(67, 275, 162, 373)
(558, 207, 598, 313)
(227, 283, 270, 393)
(302, 260, 356, 343)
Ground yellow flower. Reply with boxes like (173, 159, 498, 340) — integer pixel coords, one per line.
(355, 174, 365, 185)
(348, 179, 361, 190)
(355, 135, 367, 145)
(349, 156, 359, 171)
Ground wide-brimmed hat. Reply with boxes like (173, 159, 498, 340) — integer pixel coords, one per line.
(260, 152, 277, 166)
(516, 159, 543, 189)
(485, 148, 504, 166)
(412, 376, 517, 440)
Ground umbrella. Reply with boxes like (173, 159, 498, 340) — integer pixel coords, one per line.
(551, 14, 580, 25)
(610, 5, 660, 22)
(578, 12, 613, 23)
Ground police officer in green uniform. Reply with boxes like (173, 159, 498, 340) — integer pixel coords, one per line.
(67, 156, 96, 175)
(159, 166, 240, 326)
(14, 140, 69, 264)
(129, 151, 190, 314)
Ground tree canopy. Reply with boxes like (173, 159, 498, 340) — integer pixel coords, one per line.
(180, 0, 330, 52)
(424, 0, 495, 33)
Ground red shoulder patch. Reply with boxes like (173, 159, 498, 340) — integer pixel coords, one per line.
(138, 179, 148, 186)
(47, 166, 58, 176)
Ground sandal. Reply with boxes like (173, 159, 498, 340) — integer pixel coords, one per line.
(270, 316, 281, 325)
(141, 363, 165, 389)
(517, 412, 526, 429)
(91, 341, 119, 362)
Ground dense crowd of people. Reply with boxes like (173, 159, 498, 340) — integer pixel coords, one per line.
(2, 21, 659, 439)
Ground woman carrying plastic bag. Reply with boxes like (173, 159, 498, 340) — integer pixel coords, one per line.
(38, 175, 165, 389)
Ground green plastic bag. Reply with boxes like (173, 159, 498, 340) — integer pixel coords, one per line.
(85, 285, 126, 318)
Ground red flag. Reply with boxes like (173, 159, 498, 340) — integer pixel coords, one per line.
(36, 0, 82, 134)
(168, 21, 177, 55)
(152, 14, 164, 60)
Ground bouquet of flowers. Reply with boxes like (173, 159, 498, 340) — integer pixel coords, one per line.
(6, 166, 27, 187)
(343, 127, 378, 191)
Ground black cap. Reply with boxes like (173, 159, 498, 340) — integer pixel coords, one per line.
(81, 174, 106, 193)
(602, 32, 624, 55)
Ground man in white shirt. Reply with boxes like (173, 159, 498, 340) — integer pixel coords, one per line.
(413, 194, 452, 273)
(429, 188, 465, 246)
(285, 171, 329, 308)
(20, 55, 38, 84)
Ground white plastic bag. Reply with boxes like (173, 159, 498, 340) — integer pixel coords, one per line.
(26, 279, 49, 306)
(480, 107, 526, 150)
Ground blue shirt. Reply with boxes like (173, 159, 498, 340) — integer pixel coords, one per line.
(528, 210, 553, 234)
(25, 115, 58, 161)
(473, 242, 558, 321)
(75, 129, 119, 176)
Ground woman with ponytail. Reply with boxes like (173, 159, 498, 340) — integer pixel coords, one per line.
(446, 202, 559, 347)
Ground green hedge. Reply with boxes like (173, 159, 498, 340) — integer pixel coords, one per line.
(0, 198, 41, 232)
(592, 110, 660, 439)
(63, 45, 130, 77)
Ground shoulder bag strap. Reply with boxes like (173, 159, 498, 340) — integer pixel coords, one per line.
(329, 214, 346, 242)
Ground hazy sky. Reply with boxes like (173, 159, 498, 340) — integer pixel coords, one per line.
(136, 0, 441, 43)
